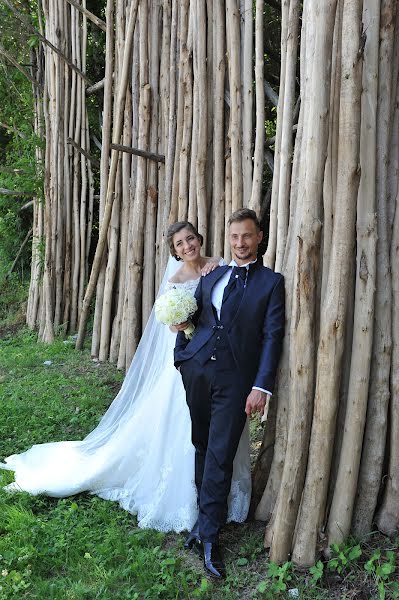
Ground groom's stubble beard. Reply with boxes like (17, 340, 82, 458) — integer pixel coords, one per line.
(232, 249, 257, 263)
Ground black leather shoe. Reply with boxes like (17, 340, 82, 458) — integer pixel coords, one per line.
(203, 542, 226, 579)
(184, 520, 200, 550)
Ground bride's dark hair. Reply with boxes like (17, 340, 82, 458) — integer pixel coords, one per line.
(166, 221, 204, 261)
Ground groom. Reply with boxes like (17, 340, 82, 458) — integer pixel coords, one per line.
(174, 208, 285, 578)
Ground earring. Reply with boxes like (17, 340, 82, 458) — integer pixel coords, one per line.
(174, 254, 182, 261)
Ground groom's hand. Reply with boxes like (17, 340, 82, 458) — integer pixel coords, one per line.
(245, 389, 270, 417)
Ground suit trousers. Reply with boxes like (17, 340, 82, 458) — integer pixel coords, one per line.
(180, 351, 248, 543)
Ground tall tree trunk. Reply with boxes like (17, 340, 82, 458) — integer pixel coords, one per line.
(275, 0, 300, 272)
(76, 0, 139, 350)
(241, 0, 253, 205)
(195, 0, 208, 247)
(249, 0, 265, 215)
(292, 0, 362, 566)
(226, 0, 242, 214)
(326, 0, 378, 546)
(212, 0, 226, 257)
(352, 0, 397, 536)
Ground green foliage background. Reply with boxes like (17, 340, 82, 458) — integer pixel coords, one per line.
(0, 0, 106, 282)
(0, 1, 40, 279)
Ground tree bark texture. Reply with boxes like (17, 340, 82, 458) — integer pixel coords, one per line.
(251, 0, 399, 566)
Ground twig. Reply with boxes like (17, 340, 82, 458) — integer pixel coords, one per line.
(0, 43, 43, 90)
(67, 138, 101, 168)
(6, 228, 33, 279)
(265, 148, 274, 172)
(20, 200, 35, 210)
(110, 143, 166, 163)
(2, 0, 91, 85)
(65, 0, 106, 32)
(0, 166, 30, 174)
(0, 122, 28, 139)
(86, 78, 105, 95)
(0, 188, 34, 196)
(264, 80, 279, 107)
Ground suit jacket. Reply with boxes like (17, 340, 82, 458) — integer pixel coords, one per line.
(174, 259, 285, 393)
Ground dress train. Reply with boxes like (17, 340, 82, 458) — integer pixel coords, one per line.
(0, 259, 251, 532)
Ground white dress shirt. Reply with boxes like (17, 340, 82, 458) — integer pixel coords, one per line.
(210, 259, 271, 396)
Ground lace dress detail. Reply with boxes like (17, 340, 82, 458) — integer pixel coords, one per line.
(0, 264, 251, 533)
(164, 278, 200, 294)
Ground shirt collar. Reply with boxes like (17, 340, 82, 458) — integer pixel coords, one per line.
(229, 258, 258, 270)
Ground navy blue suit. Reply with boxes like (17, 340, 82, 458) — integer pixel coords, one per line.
(174, 259, 285, 542)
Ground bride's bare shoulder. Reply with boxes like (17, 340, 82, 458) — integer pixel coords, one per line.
(168, 266, 186, 284)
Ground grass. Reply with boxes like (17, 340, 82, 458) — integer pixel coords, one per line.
(0, 273, 28, 337)
(0, 328, 124, 456)
(1, 325, 399, 599)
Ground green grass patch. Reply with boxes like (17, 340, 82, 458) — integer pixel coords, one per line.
(1, 328, 399, 599)
(0, 328, 124, 456)
(0, 492, 209, 599)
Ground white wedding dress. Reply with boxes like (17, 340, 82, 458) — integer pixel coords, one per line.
(0, 258, 251, 532)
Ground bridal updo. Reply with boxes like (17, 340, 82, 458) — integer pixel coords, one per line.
(166, 221, 204, 261)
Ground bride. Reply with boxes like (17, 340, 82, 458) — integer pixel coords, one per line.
(0, 221, 251, 533)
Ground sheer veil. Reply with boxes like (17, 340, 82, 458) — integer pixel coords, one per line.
(0, 257, 182, 475)
(77, 256, 182, 452)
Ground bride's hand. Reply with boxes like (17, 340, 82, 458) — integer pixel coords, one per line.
(170, 321, 190, 332)
(201, 262, 218, 276)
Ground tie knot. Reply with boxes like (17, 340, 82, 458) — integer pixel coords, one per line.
(232, 266, 247, 281)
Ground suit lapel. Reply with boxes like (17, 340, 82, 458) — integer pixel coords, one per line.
(203, 265, 230, 302)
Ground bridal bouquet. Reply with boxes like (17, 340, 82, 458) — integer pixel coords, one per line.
(155, 287, 198, 339)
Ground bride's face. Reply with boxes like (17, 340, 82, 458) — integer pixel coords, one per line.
(173, 227, 202, 262)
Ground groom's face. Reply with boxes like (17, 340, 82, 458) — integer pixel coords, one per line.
(229, 219, 263, 265)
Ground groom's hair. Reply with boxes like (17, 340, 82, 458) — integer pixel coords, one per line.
(228, 208, 261, 231)
(166, 221, 204, 257)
